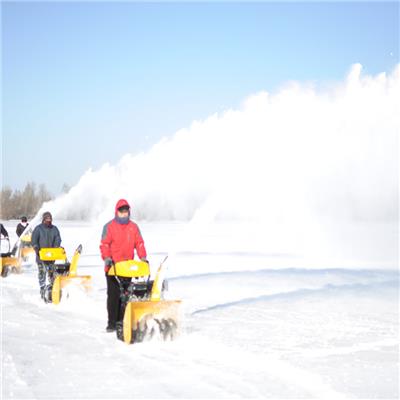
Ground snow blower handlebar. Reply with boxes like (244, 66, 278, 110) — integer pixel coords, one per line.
(0, 237, 11, 255)
(107, 257, 169, 302)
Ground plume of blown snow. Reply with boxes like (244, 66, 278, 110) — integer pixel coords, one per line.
(39, 64, 399, 225)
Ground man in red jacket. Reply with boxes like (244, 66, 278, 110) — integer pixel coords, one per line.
(100, 199, 148, 332)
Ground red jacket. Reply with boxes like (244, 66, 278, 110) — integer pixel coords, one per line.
(100, 199, 147, 271)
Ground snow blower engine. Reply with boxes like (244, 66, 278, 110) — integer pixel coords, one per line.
(38, 245, 91, 304)
(108, 256, 181, 344)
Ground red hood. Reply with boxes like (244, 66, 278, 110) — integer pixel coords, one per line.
(115, 199, 131, 215)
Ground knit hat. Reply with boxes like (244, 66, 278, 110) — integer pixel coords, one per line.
(42, 211, 52, 222)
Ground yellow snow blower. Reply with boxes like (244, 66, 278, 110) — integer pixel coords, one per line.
(1, 238, 22, 277)
(38, 245, 91, 304)
(108, 256, 181, 344)
(19, 232, 35, 261)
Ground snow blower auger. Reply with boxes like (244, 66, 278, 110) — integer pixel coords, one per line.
(108, 256, 181, 345)
(0, 238, 22, 277)
(38, 245, 91, 304)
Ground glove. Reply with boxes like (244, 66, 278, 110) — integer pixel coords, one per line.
(104, 257, 113, 267)
(104, 257, 113, 273)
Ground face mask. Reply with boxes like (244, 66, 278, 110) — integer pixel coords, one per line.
(21, 222, 27, 227)
(115, 216, 129, 225)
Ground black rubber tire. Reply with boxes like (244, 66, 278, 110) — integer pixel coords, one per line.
(167, 318, 178, 340)
(43, 285, 53, 303)
(1, 266, 10, 278)
(116, 321, 124, 341)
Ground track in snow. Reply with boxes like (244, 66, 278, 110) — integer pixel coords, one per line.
(2, 260, 398, 399)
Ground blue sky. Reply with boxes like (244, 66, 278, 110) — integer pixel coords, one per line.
(2, 1, 398, 194)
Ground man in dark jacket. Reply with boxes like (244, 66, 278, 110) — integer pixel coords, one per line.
(32, 212, 62, 296)
(16, 216, 29, 237)
(1, 223, 9, 255)
(100, 199, 148, 332)
(1, 223, 9, 238)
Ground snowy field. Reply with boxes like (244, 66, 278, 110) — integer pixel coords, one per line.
(1, 220, 398, 399)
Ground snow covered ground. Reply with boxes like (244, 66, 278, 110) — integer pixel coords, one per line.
(1, 220, 398, 399)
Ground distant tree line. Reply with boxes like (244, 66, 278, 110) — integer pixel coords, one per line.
(0, 182, 54, 220)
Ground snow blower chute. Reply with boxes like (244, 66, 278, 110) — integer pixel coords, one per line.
(1, 238, 22, 277)
(38, 245, 91, 304)
(108, 256, 181, 344)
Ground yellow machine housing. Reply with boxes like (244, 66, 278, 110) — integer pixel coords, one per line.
(107, 260, 150, 278)
(0, 255, 22, 277)
(20, 233, 35, 260)
(21, 247, 35, 259)
(108, 259, 181, 344)
(1, 238, 22, 277)
(122, 300, 181, 344)
(39, 245, 91, 304)
(20, 234, 31, 243)
(39, 247, 68, 261)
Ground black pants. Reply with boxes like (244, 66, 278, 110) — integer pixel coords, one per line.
(106, 275, 120, 326)
(106, 275, 131, 326)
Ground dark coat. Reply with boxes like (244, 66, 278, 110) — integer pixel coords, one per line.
(16, 223, 28, 237)
(31, 223, 62, 252)
(0, 224, 9, 238)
